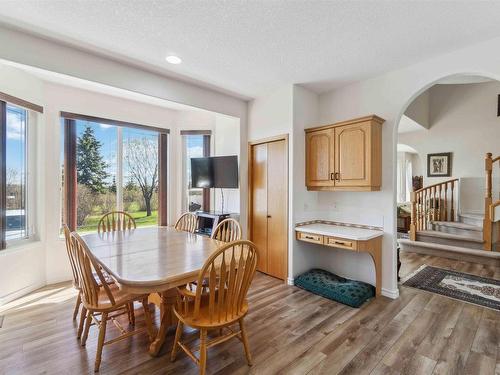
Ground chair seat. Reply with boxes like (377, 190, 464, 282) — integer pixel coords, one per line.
(173, 294, 248, 328)
(94, 269, 115, 286)
(85, 284, 144, 312)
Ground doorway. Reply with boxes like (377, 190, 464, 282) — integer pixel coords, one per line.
(248, 135, 288, 280)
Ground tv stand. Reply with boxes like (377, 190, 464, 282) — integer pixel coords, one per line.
(195, 211, 232, 237)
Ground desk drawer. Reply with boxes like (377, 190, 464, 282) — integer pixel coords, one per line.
(324, 236, 357, 251)
(297, 232, 323, 244)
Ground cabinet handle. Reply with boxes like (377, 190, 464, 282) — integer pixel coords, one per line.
(335, 172, 340, 180)
(305, 236, 315, 240)
(330, 172, 335, 181)
(267, 215, 272, 218)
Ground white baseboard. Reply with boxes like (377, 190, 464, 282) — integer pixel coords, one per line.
(287, 277, 294, 285)
(0, 282, 45, 307)
(381, 287, 399, 299)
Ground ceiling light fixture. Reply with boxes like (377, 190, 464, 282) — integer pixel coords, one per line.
(166, 55, 182, 64)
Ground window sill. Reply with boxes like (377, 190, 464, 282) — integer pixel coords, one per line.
(1, 237, 41, 255)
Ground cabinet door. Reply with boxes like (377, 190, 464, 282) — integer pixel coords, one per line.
(266, 140, 287, 280)
(306, 129, 335, 187)
(250, 143, 268, 273)
(334, 122, 371, 187)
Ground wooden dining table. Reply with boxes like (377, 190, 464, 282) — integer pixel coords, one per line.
(81, 226, 223, 356)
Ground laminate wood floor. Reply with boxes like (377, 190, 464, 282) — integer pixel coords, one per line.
(0, 252, 498, 375)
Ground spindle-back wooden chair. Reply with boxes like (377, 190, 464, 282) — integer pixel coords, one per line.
(171, 240, 259, 375)
(97, 211, 136, 233)
(174, 212, 198, 233)
(63, 224, 87, 338)
(211, 218, 242, 242)
(71, 233, 155, 372)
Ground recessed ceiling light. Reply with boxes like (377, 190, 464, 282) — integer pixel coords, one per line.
(166, 55, 182, 64)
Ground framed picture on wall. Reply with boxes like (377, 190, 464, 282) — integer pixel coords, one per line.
(427, 152, 452, 177)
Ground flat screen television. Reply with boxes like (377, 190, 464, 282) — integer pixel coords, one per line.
(191, 155, 239, 189)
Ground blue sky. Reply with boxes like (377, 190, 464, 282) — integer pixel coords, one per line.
(6, 105, 26, 180)
(58, 119, 161, 185)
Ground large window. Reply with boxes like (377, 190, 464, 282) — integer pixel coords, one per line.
(0, 93, 42, 249)
(181, 131, 211, 212)
(61, 113, 168, 233)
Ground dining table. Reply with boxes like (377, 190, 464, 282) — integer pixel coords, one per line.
(81, 226, 224, 356)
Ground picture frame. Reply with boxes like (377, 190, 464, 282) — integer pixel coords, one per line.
(427, 152, 452, 177)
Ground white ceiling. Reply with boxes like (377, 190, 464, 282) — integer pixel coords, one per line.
(1, 1, 500, 99)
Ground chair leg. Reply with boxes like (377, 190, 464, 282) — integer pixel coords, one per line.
(239, 318, 253, 366)
(128, 302, 136, 326)
(141, 298, 155, 342)
(77, 306, 87, 339)
(81, 311, 92, 346)
(94, 312, 108, 372)
(73, 293, 82, 321)
(199, 329, 207, 375)
(170, 321, 184, 362)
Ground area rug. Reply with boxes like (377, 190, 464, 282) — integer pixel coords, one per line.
(402, 265, 500, 311)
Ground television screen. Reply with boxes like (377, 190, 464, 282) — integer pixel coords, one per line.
(190, 155, 239, 189)
(191, 157, 214, 188)
(213, 155, 239, 188)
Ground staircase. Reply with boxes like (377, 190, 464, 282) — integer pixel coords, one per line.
(399, 153, 500, 265)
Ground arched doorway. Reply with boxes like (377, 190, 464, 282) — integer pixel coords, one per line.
(393, 73, 500, 290)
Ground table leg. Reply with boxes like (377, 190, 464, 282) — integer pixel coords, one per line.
(149, 288, 178, 356)
(370, 238, 382, 297)
(360, 237, 382, 297)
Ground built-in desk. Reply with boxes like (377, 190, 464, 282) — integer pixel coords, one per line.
(295, 222, 383, 296)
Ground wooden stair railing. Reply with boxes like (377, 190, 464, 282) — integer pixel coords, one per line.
(410, 178, 459, 241)
(484, 153, 500, 251)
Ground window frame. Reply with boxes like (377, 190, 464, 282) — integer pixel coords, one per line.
(0, 94, 43, 250)
(61, 112, 169, 232)
(180, 130, 211, 213)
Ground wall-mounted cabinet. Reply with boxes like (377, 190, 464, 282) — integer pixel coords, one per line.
(305, 115, 384, 191)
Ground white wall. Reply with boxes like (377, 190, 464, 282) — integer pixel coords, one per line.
(399, 81, 500, 213)
(248, 85, 293, 141)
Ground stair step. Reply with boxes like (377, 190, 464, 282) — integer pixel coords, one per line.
(417, 230, 483, 243)
(459, 213, 484, 226)
(416, 230, 484, 250)
(399, 239, 500, 266)
(430, 221, 483, 235)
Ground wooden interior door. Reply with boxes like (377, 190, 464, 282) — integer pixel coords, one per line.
(334, 122, 371, 187)
(250, 138, 288, 280)
(250, 143, 269, 273)
(266, 140, 287, 279)
(306, 129, 335, 187)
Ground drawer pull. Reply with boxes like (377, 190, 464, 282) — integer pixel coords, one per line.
(305, 235, 315, 240)
(333, 241, 348, 246)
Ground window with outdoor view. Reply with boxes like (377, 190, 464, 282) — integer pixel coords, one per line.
(0, 94, 41, 250)
(181, 131, 211, 212)
(6, 105, 28, 241)
(61, 113, 168, 233)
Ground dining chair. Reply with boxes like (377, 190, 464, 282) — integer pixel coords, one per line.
(71, 232, 155, 372)
(174, 212, 198, 233)
(97, 211, 136, 233)
(211, 218, 242, 242)
(171, 240, 259, 375)
(63, 224, 87, 338)
(97, 211, 138, 323)
(182, 218, 243, 297)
